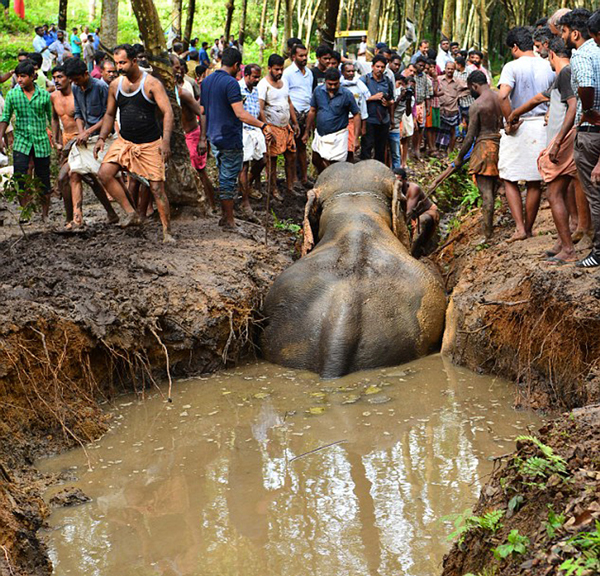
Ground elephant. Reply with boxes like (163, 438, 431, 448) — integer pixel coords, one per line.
(261, 160, 447, 378)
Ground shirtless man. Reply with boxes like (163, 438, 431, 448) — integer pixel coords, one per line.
(394, 168, 439, 258)
(50, 64, 118, 228)
(171, 55, 216, 211)
(432, 71, 503, 240)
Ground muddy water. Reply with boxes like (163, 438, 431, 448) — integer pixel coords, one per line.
(39, 355, 541, 576)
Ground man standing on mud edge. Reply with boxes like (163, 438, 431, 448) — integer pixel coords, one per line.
(200, 48, 271, 230)
(94, 44, 175, 243)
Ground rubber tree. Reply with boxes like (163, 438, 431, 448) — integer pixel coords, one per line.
(101, 0, 119, 49)
(129, 0, 207, 210)
(284, 0, 293, 45)
(89, 0, 96, 21)
(320, 0, 340, 46)
(366, 0, 381, 50)
(172, 0, 183, 36)
(58, 0, 68, 31)
(183, 0, 196, 48)
(238, 0, 248, 46)
(224, 0, 235, 41)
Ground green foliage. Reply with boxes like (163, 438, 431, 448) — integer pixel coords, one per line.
(513, 435, 569, 488)
(445, 509, 504, 545)
(271, 210, 301, 235)
(491, 529, 530, 560)
(559, 521, 600, 575)
(544, 505, 566, 539)
(507, 494, 524, 514)
(1, 172, 44, 225)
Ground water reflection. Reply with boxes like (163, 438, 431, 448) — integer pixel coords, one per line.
(40, 355, 540, 576)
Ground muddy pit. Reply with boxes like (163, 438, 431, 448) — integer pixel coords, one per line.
(38, 356, 541, 576)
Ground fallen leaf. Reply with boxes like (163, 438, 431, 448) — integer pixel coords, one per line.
(364, 385, 382, 395)
(307, 406, 326, 415)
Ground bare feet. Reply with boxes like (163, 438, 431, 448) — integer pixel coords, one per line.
(506, 230, 529, 244)
(163, 232, 176, 244)
(120, 212, 143, 228)
(249, 188, 263, 200)
(272, 189, 284, 202)
(107, 213, 120, 225)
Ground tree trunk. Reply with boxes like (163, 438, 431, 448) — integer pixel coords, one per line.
(272, 0, 281, 49)
(88, 0, 96, 21)
(441, 0, 455, 40)
(58, 0, 68, 31)
(258, 0, 269, 62)
(454, 0, 464, 45)
(172, 0, 183, 36)
(304, 0, 322, 47)
(101, 0, 119, 49)
(366, 0, 381, 50)
(224, 0, 235, 41)
(183, 0, 196, 49)
(320, 0, 340, 46)
(480, 0, 490, 62)
(129, 0, 206, 211)
(238, 0, 248, 45)
(284, 0, 293, 44)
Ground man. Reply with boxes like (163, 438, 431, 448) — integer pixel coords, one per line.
(412, 56, 433, 160)
(411, 39, 430, 65)
(99, 59, 118, 86)
(358, 35, 368, 62)
(94, 43, 175, 242)
(64, 57, 117, 228)
(402, 63, 417, 78)
(533, 26, 553, 59)
(561, 9, 600, 267)
(360, 54, 394, 163)
(199, 48, 270, 229)
(33, 26, 52, 73)
(239, 63, 266, 214)
(171, 56, 216, 213)
(42, 24, 55, 47)
(282, 43, 313, 188)
(92, 28, 101, 51)
(329, 50, 342, 69)
(451, 70, 503, 239)
(497, 26, 555, 242)
(436, 61, 468, 153)
(341, 61, 369, 163)
(258, 53, 299, 201)
(303, 67, 360, 173)
(83, 29, 95, 73)
(436, 37, 454, 72)
(90, 50, 105, 79)
(27, 52, 53, 92)
(395, 167, 439, 257)
(70, 27, 82, 58)
(312, 45, 332, 90)
(198, 41, 210, 68)
(467, 50, 492, 84)
(454, 56, 474, 129)
(283, 37, 301, 69)
(449, 42, 460, 59)
(589, 10, 600, 47)
(210, 39, 220, 65)
(48, 30, 72, 64)
(508, 37, 585, 264)
(0, 61, 52, 218)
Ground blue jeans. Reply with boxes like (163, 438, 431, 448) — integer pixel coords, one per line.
(388, 132, 401, 170)
(212, 146, 243, 200)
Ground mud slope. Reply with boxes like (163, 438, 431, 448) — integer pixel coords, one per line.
(0, 214, 294, 576)
(438, 202, 600, 410)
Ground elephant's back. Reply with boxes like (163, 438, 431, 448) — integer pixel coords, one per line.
(262, 242, 445, 377)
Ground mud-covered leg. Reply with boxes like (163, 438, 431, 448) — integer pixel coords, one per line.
(148, 180, 175, 244)
(477, 175, 496, 240)
(301, 189, 317, 256)
(411, 213, 435, 258)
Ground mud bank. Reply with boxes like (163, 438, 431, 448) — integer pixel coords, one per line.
(438, 202, 600, 411)
(0, 206, 295, 575)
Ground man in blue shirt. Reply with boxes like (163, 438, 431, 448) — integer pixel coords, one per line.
(200, 48, 270, 230)
(198, 42, 210, 67)
(303, 68, 360, 173)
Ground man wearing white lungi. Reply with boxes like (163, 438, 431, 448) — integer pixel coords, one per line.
(498, 26, 555, 242)
(303, 67, 361, 174)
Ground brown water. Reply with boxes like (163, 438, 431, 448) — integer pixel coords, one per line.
(39, 355, 541, 576)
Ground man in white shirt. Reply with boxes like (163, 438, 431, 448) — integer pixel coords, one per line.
(258, 54, 299, 201)
(282, 43, 313, 188)
(33, 26, 52, 73)
(436, 38, 454, 72)
(341, 62, 369, 162)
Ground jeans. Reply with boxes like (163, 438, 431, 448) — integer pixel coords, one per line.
(574, 131, 600, 252)
(388, 132, 401, 170)
(360, 122, 389, 164)
(212, 146, 243, 200)
(13, 150, 51, 196)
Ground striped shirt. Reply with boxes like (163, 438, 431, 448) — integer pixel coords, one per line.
(1, 85, 52, 156)
(454, 69, 475, 108)
(570, 39, 600, 127)
(238, 78, 260, 131)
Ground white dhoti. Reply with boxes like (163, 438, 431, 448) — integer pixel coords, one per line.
(242, 128, 267, 163)
(311, 128, 349, 162)
(498, 116, 546, 182)
(69, 134, 116, 175)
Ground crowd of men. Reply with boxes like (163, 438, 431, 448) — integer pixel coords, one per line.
(1, 11, 600, 266)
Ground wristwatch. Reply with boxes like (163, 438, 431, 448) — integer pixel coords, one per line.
(261, 123, 267, 130)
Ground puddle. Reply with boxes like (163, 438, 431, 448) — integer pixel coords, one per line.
(39, 354, 541, 576)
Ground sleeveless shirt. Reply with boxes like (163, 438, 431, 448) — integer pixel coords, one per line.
(116, 72, 162, 144)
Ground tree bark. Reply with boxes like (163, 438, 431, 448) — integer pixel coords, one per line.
(441, 0, 455, 40)
(304, 0, 322, 46)
(224, 0, 235, 42)
(172, 0, 183, 36)
(320, 0, 340, 46)
(88, 0, 96, 21)
(258, 0, 269, 62)
(58, 0, 68, 31)
(366, 0, 381, 50)
(129, 0, 206, 211)
(284, 0, 293, 44)
(101, 0, 119, 49)
(183, 0, 196, 49)
(238, 0, 248, 45)
(272, 0, 281, 49)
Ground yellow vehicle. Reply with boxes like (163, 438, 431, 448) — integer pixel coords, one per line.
(334, 30, 368, 58)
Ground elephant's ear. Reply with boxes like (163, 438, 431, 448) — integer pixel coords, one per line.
(301, 189, 320, 257)
(392, 180, 411, 250)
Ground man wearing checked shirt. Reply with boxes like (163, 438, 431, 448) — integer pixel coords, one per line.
(561, 9, 600, 267)
(0, 61, 53, 219)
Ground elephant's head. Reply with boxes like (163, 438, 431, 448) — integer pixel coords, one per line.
(301, 161, 410, 256)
